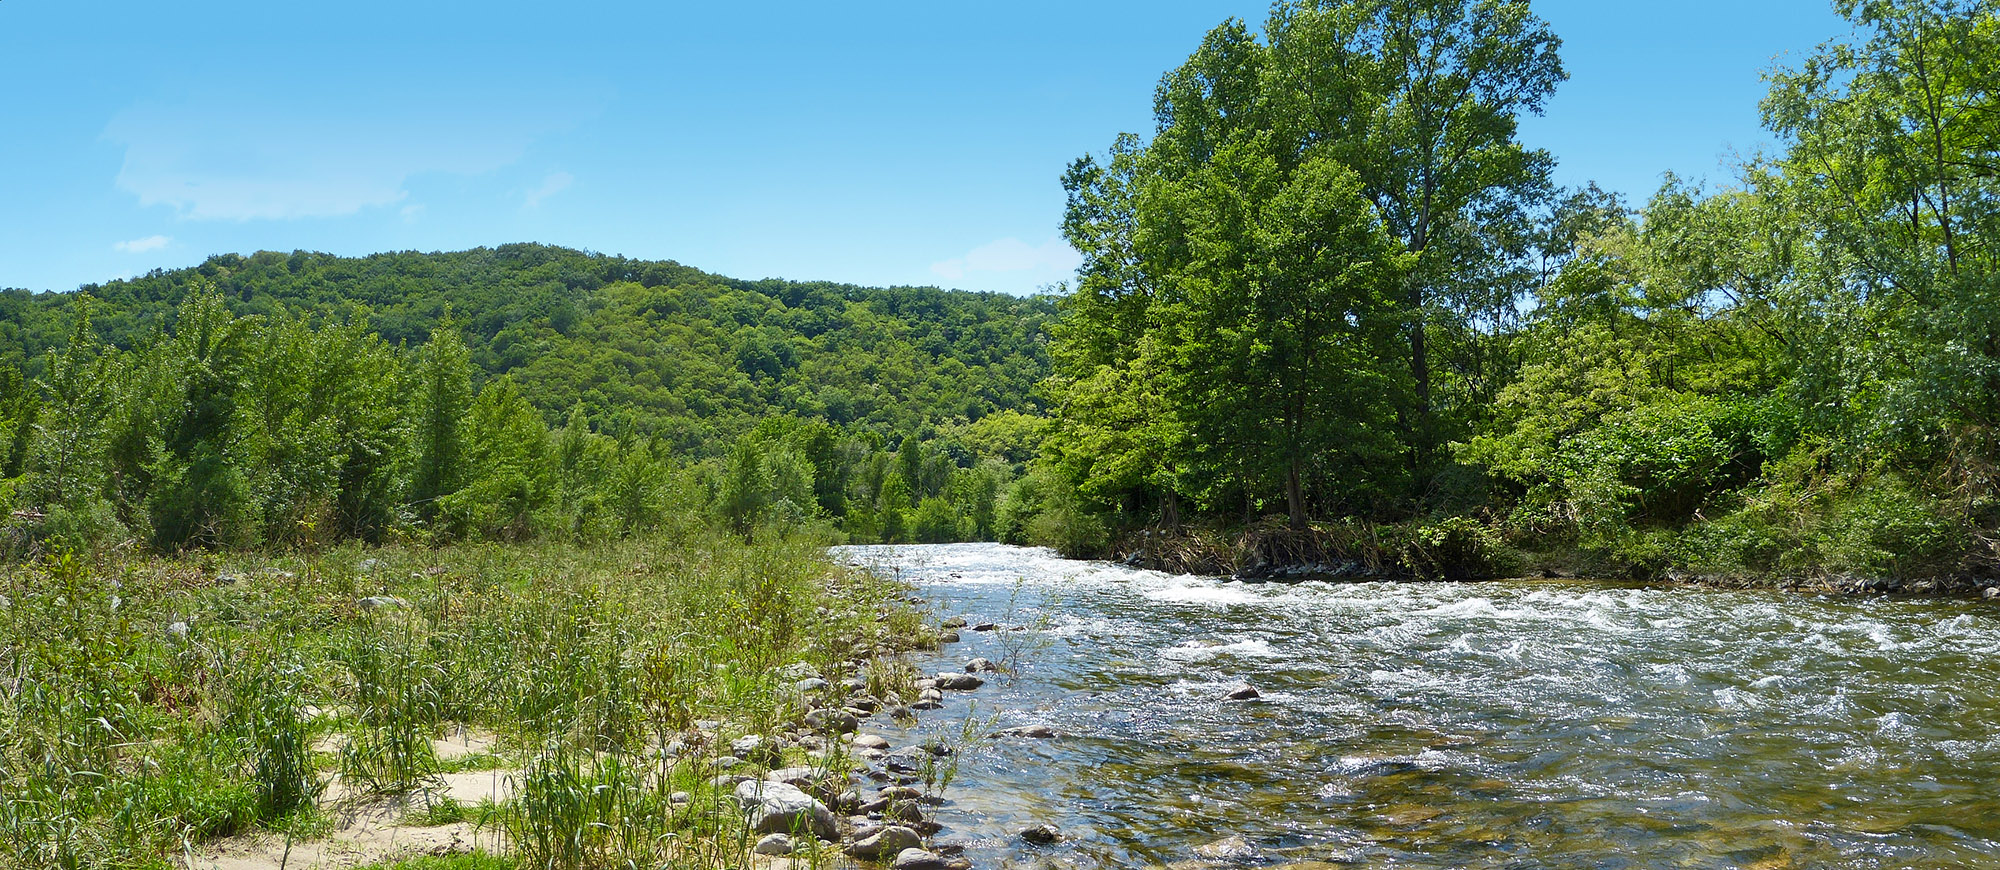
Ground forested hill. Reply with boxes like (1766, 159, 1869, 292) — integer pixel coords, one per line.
(0, 243, 1055, 451)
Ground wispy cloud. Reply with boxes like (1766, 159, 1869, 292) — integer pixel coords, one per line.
(930, 237, 1081, 285)
(104, 84, 599, 221)
(524, 171, 574, 208)
(113, 234, 171, 253)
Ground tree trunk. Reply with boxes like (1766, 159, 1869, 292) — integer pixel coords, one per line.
(1286, 453, 1307, 530)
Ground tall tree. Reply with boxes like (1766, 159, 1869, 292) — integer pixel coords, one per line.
(408, 319, 474, 523)
(1266, 0, 1565, 484)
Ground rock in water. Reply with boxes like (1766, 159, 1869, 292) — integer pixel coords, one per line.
(992, 724, 1057, 739)
(893, 848, 950, 870)
(964, 657, 998, 672)
(934, 673, 984, 690)
(733, 779, 838, 840)
(1195, 835, 1257, 859)
(1226, 685, 1261, 701)
(847, 825, 923, 858)
(1019, 823, 1062, 844)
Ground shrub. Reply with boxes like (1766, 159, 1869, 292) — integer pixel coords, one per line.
(1401, 516, 1513, 581)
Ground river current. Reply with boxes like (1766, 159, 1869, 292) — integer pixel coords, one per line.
(834, 543, 2000, 870)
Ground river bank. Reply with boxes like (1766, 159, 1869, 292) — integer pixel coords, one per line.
(0, 532, 990, 870)
(1090, 521, 2000, 599)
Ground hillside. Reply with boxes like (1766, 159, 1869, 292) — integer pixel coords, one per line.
(0, 244, 1059, 552)
(0, 243, 1055, 451)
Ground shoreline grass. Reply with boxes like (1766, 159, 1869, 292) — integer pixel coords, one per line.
(0, 527, 938, 869)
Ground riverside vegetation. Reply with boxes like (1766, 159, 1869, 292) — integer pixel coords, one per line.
(1, 528, 1001, 869)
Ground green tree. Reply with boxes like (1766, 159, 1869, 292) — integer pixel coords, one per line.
(145, 290, 258, 550)
(1265, 0, 1565, 480)
(441, 377, 553, 541)
(408, 320, 474, 524)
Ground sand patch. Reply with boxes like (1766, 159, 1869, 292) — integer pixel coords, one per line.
(184, 799, 504, 870)
(433, 725, 500, 762)
(437, 770, 513, 805)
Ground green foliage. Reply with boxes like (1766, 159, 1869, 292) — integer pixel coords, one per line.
(1400, 516, 1515, 582)
(1045, 0, 1561, 532)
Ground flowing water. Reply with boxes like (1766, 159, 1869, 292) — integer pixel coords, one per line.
(835, 543, 2000, 870)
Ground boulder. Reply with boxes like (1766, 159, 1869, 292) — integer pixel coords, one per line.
(731, 734, 782, 766)
(992, 724, 1057, 739)
(1195, 835, 1257, 860)
(893, 848, 950, 870)
(934, 673, 984, 691)
(805, 708, 860, 734)
(733, 779, 838, 840)
(847, 825, 923, 858)
(1019, 823, 1061, 844)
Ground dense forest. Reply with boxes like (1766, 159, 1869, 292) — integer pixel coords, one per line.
(4, 0, 1997, 590)
(1040, 0, 2000, 585)
(0, 246, 1055, 553)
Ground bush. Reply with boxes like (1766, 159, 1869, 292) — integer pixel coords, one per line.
(910, 496, 965, 543)
(1401, 516, 1514, 581)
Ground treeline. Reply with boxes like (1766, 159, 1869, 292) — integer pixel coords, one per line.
(1040, 0, 2000, 583)
(0, 253, 1059, 552)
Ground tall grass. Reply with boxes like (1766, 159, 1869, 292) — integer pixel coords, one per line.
(0, 525, 932, 869)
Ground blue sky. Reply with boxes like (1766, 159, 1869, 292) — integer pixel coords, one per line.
(0, 1, 1850, 296)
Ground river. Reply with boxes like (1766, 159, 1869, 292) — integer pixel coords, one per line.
(834, 542, 2000, 870)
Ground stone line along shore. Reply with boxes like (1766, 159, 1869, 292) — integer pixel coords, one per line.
(713, 613, 1063, 870)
